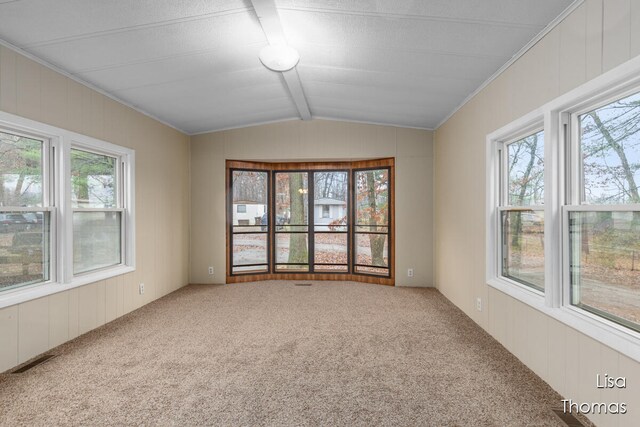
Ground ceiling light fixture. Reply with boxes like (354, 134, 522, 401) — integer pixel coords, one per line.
(259, 45, 300, 72)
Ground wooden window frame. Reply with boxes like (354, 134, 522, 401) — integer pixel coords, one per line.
(226, 158, 395, 286)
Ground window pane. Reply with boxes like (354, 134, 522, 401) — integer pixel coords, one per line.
(71, 149, 117, 208)
(233, 265, 268, 274)
(507, 130, 544, 206)
(232, 171, 268, 229)
(276, 233, 308, 267)
(0, 211, 50, 291)
(275, 264, 309, 272)
(275, 172, 308, 226)
(314, 233, 348, 267)
(354, 266, 388, 275)
(501, 210, 545, 291)
(355, 233, 389, 268)
(232, 233, 267, 266)
(73, 211, 121, 274)
(0, 131, 43, 207)
(569, 211, 640, 331)
(314, 171, 348, 231)
(356, 169, 388, 226)
(580, 91, 640, 204)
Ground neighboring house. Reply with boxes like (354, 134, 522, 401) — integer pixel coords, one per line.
(314, 198, 346, 226)
(233, 201, 266, 225)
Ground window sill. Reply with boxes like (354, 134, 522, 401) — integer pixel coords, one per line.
(0, 265, 135, 309)
(488, 277, 640, 363)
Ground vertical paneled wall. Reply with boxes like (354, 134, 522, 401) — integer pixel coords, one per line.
(0, 46, 190, 372)
(190, 120, 434, 288)
(434, 1, 640, 426)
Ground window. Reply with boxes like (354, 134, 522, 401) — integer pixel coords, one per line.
(0, 130, 51, 292)
(274, 171, 309, 272)
(354, 169, 391, 276)
(0, 110, 135, 304)
(500, 130, 545, 291)
(230, 170, 268, 274)
(487, 59, 640, 359)
(314, 171, 348, 272)
(227, 160, 394, 284)
(568, 90, 640, 332)
(71, 149, 122, 275)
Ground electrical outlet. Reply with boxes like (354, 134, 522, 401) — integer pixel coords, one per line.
(407, 268, 414, 278)
(476, 297, 482, 311)
(208, 266, 214, 275)
(139, 283, 145, 295)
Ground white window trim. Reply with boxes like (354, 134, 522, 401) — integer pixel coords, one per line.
(487, 54, 640, 363)
(0, 110, 135, 309)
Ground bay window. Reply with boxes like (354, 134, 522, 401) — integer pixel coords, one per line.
(227, 159, 394, 285)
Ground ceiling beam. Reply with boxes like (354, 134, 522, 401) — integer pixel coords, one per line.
(250, 0, 311, 120)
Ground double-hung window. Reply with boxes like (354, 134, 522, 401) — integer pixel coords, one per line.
(71, 148, 123, 275)
(0, 129, 53, 292)
(499, 129, 545, 292)
(488, 57, 640, 360)
(566, 90, 640, 333)
(0, 111, 135, 304)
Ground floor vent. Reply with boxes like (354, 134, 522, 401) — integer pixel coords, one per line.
(12, 355, 57, 374)
(294, 283, 312, 286)
(551, 408, 586, 426)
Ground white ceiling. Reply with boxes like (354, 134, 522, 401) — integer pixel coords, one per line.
(0, 0, 576, 134)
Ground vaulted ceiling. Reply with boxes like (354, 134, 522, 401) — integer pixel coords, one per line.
(0, 0, 576, 134)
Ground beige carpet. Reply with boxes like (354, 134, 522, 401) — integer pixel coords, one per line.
(0, 282, 584, 426)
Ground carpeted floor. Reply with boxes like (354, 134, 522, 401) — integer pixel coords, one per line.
(0, 282, 583, 426)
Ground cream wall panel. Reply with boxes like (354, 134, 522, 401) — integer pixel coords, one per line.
(68, 288, 79, 339)
(396, 127, 432, 157)
(0, 305, 18, 372)
(434, 1, 639, 425)
(602, 0, 631, 72)
(0, 47, 17, 113)
(88, 91, 105, 140)
(77, 282, 98, 335)
(105, 277, 118, 323)
(632, 0, 640, 58)
(487, 287, 505, 345)
(190, 120, 434, 287)
(526, 307, 549, 380)
(116, 274, 125, 317)
(48, 291, 69, 348)
(40, 67, 68, 128)
(600, 347, 621, 427)
(15, 55, 41, 121)
(395, 155, 432, 287)
(559, 3, 587, 93)
(96, 280, 106, 327)
(65, 79, 84, 134)
(547, 318, 567, 396)
(563, 326, 581, 396)
(577, 335, 605, 426)
(511, 299, 529, 365)
(18, 297, 49, 363)
(80, 85, 93, 136)
(585, 0, 604, 80)
(619, 355, 640, 425)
